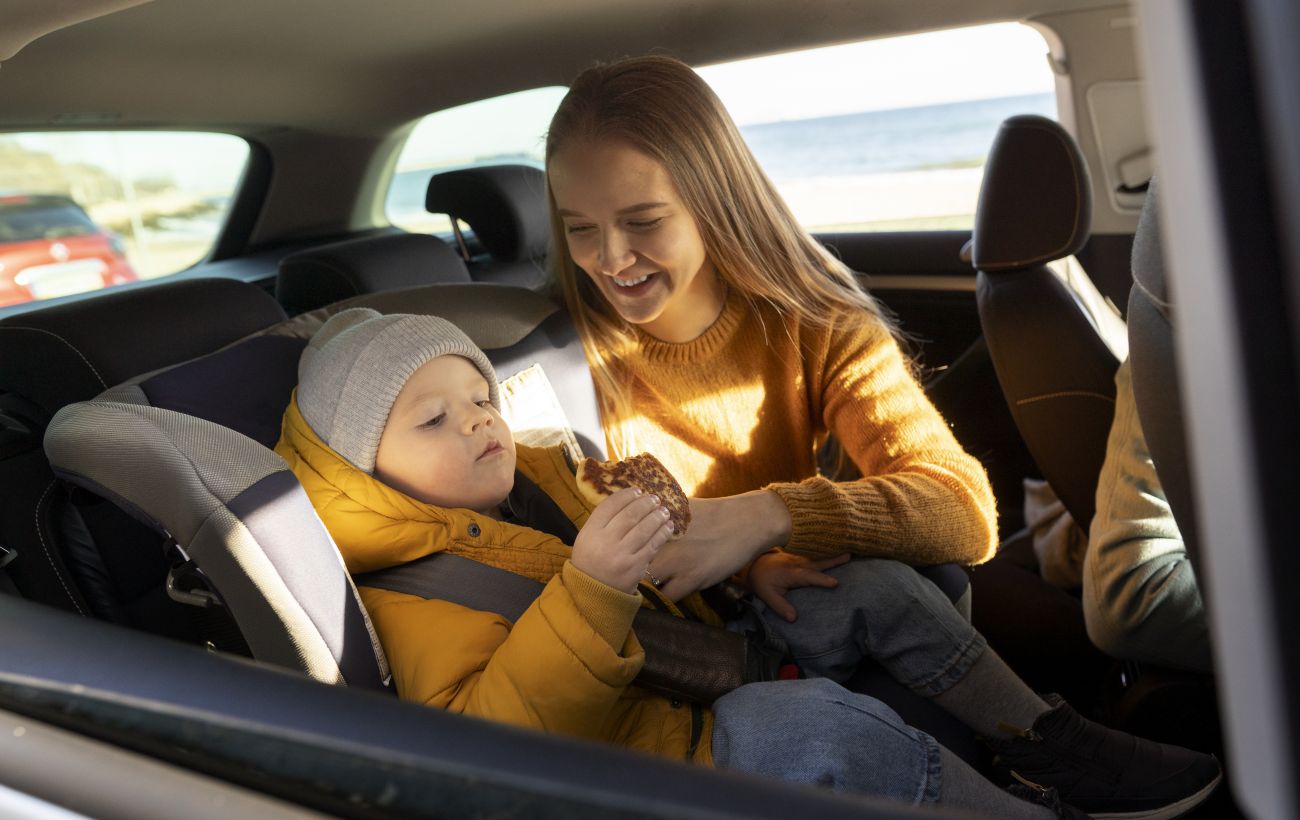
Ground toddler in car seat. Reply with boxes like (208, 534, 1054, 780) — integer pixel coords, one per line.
(274, 307, 1221, 820)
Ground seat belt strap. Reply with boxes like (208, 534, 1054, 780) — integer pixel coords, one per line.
(355, 552, 542, 622)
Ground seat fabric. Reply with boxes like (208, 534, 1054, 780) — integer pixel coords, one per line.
(973, 114, 1122, 532)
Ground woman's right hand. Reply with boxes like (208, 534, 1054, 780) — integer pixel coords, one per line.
(649, 490, 793, 601)
(572, 488, 676, 593)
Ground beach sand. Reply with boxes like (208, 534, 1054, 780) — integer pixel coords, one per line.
(776, 166, 985, 232)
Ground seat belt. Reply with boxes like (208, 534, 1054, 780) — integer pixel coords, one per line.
(354, 551, 788, 707)
(355, 551, 540, 621)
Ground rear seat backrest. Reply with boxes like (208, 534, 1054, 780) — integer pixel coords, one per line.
(0, 278, 287, 623)
(275, 233, 472, 316)
(0, 278, 287, 419)
(425, 164, 551, 289)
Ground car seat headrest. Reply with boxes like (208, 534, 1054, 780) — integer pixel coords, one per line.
(43, 400, 390, 691)
(276, 233, 471, 315)
(99, 334, 308, 448)
(425, 164, 550, 263)
(972, 115, 1093, 272)
(0, 278, 287, 419)
(1131, 177, 1168, 316)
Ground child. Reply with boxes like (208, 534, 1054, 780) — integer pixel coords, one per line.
(277, 307, 1220, 819)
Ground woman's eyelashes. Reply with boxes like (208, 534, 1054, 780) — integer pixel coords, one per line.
(564, 216, 664, 235)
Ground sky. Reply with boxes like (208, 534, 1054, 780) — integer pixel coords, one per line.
(3, 22, 1055, 185)
(698, 23, 1055, 125)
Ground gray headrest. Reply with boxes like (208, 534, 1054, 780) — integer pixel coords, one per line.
(276, 233, 471, 315)
(1131, 178, 1167, 315)
(44, 400, 389, 691)
(425, 164, 549, 263)
(973, 115, 1093, 272)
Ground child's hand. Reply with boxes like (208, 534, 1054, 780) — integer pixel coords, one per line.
(749, 551, 851, 622)
(572, 488, 676, 593)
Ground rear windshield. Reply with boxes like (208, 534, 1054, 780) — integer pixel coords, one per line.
(0, 197, 98, 242)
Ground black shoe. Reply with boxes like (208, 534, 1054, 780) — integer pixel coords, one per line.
(1007, 781, 1094, 819)
(986, 694, 1222, 820)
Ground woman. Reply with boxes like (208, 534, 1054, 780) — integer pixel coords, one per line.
(546, 55, 996, 599)
(544, 55, 1220, 818)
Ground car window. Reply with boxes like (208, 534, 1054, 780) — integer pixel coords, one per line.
(697, 23, 1057, 231)
(386, 87, 568, 235)
(386, 25, 1053, 239)
(0, 132, 248, 306)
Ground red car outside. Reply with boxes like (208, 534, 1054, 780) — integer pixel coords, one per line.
(0, 193, 138, 307)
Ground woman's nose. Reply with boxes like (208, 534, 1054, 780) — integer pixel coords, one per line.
(598, 231, 635, 276)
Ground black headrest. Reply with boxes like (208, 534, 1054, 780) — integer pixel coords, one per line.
(0, 278, 287, 419)
(425, 164, 549, 263)
(1131, 178, 1167, 315)
(276, 233, 471, 315)
(973, 115, 1093, 272)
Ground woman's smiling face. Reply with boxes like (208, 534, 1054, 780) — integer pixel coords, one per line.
(548, 140, 727, 343)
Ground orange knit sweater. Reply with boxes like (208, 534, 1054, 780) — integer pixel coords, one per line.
(600, 289, 998, 566)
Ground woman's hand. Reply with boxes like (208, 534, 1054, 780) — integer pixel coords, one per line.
(748, 550, 851, 622)
(648, 490, 792, 601)
(572, 488, 676, 593)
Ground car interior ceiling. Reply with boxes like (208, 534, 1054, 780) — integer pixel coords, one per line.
(3, 0, 1275, 817)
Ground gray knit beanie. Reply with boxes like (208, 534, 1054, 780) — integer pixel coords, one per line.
(296, 307, 499, 473)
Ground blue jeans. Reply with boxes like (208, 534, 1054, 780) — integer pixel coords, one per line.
(712, 678, 943, 805)
(734, 558, 987, 695)
(710, 559, 988, 803)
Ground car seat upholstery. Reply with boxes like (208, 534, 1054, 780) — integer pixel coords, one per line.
(425, 164, 550, 289)
(1125, 179, 1203, 571)
(43, 400, 390, 691)
(972, 114, 1126, 533)
(275, 233, 472, 316)
(0, 278, 288, 620)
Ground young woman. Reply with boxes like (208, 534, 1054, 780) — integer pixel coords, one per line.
(544, 54, 1221, 818)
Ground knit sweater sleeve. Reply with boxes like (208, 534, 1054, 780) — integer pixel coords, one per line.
(766, 315, 998, 565)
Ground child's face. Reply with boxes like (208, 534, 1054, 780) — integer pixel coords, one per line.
(374, 354, 516, 515)
(548, 139, 725, 343)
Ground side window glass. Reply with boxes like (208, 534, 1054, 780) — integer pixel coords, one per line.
(0, 132, 248, 306)
(697, 23, 1056, 231)
(386, 87, 568, 235)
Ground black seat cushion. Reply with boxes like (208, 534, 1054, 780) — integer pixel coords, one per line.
(973, 114, 1118, 530)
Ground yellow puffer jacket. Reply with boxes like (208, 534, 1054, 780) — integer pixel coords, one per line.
(275, 394, 715, 763)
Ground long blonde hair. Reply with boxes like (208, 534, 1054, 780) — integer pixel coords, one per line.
(545, 55, 897, 448)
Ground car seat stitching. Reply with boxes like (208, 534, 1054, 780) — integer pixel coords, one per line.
(0, 327, 108, 389)
(1131, 274, 1173, 311)
(1015, 391, 1115, 406)
(34, 479, 87, 616)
